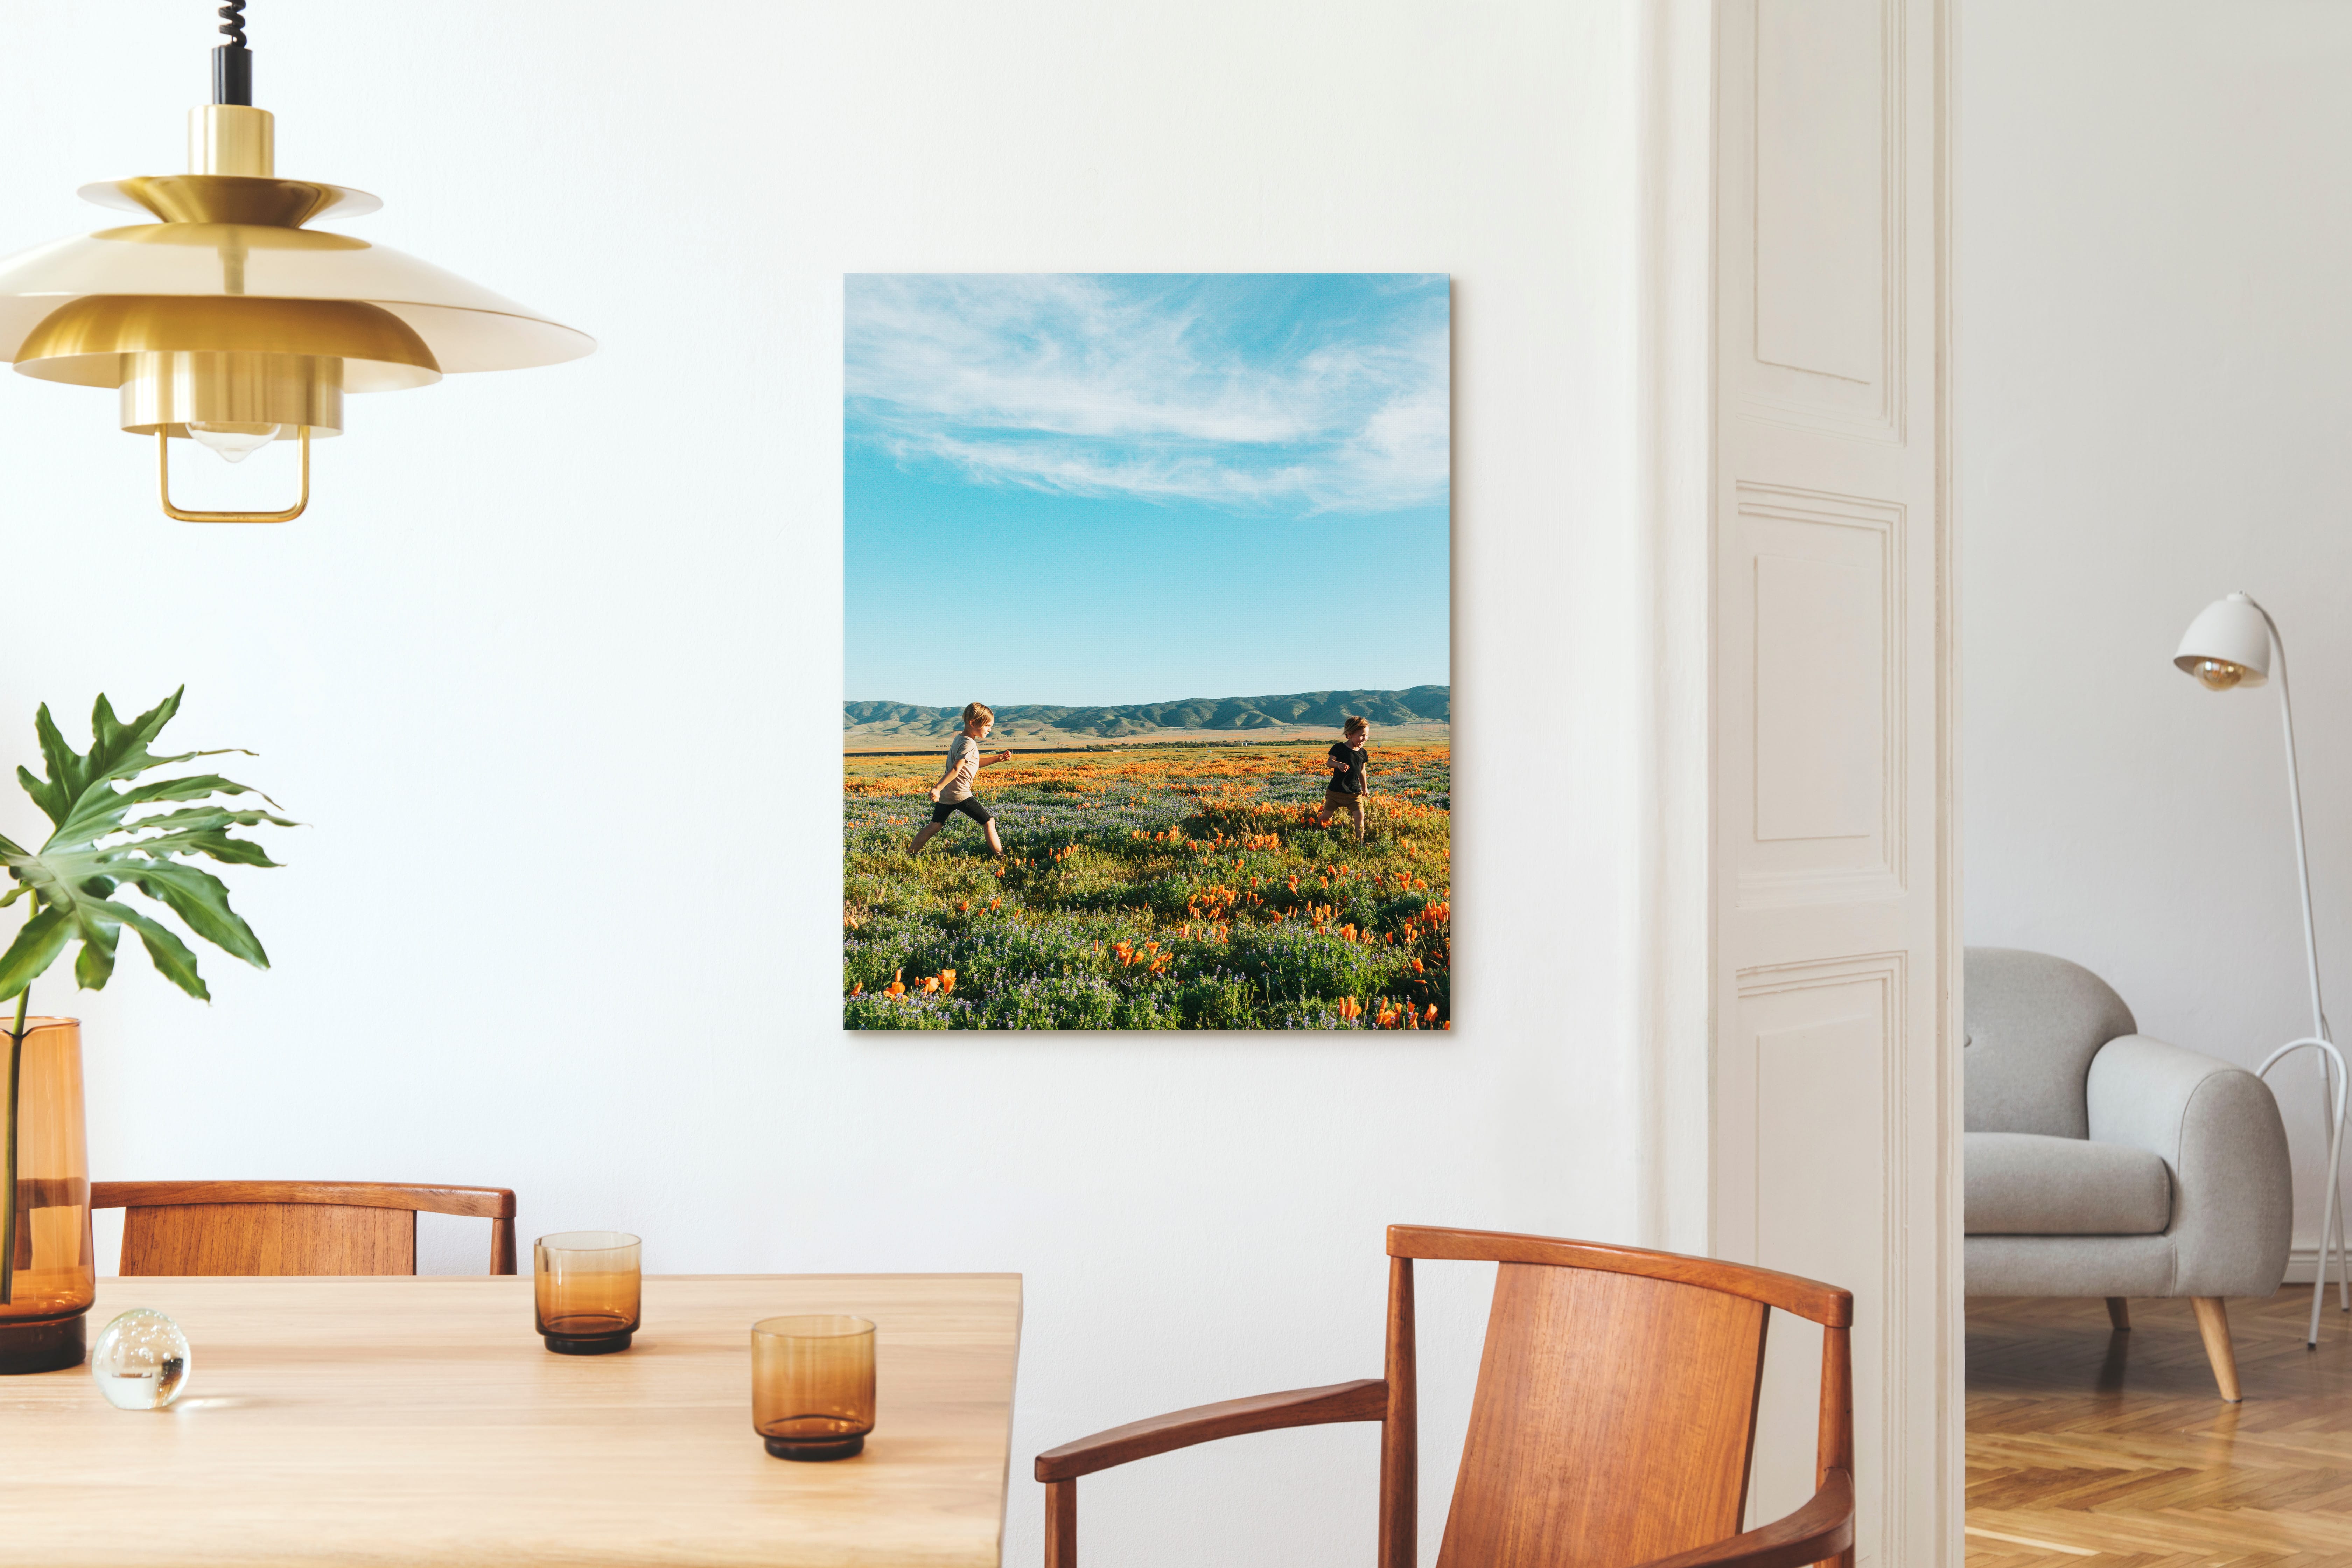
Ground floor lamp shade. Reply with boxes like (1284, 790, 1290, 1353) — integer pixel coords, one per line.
(2176, 593, 2274, 689)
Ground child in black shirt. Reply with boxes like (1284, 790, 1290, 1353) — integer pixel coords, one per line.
(1311, 715, 1371, 842)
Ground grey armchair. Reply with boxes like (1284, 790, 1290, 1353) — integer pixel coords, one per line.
(1965, 946, 2293, 1401)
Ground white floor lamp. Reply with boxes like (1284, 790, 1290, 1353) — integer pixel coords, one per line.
(2175, 591, 2350, 1348)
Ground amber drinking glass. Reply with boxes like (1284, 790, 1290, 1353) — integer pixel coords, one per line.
(0, 1019, 94, 1374)
(752, 1315, 875, 1460)
(534, 1232, 640, 1354)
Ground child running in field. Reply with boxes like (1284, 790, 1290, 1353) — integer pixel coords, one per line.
(908, 702, 1014, 859)
(1311, 714, 1372, 842)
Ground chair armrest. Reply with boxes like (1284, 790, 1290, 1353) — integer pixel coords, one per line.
(1628, 1469, 1853, 1568)
(2087, 1035, 2292, 1297)
(1034, 1379, 1386, 1482)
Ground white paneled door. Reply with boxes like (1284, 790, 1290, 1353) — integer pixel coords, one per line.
(1710, 1, 1954, 1564)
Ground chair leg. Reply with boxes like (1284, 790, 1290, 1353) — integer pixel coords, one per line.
(2191, 1297, 2242, 1402)
(2105, 1297, 2130, 1331)
(1045, 1478, 1076, 1568)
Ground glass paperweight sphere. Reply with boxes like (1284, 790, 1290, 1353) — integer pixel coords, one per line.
(90, 1309, 190, 1410)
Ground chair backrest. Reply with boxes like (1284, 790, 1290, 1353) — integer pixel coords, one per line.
(1963, 946, 2137, 1138)
(1385, 1226, 1852, 1568)
(90, 1181, 517, 1276)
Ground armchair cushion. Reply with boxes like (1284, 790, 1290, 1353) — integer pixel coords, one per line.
(1964, 1131, 2170, 1235)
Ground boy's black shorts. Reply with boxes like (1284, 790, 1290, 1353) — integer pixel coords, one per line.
(930, 796, 994, 826)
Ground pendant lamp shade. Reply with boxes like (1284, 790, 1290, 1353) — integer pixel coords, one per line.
(2175, 592, 2273, 690)
(0, 188, 594, 390)
(0, 2, 591, 522)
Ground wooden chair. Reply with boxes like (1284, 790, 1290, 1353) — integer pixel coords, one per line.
(90, 1181, 517, 1276)
(1036, 1225, 1854, 1568)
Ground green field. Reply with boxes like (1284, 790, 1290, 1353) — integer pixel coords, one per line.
(842, 743, 1451, 1030)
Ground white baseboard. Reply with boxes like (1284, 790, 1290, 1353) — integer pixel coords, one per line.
(2285, 1245, 2346, 1284)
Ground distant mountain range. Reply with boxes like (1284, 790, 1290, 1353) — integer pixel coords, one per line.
(844, 685, 1449, 747)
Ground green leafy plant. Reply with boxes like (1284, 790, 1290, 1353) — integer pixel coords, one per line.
(0, 690, 289, 1304)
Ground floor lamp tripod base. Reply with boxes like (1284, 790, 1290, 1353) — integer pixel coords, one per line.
(2258, 1036, 2350, 1348)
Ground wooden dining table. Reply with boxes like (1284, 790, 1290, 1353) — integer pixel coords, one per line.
(0, 1273, 1023, 1567)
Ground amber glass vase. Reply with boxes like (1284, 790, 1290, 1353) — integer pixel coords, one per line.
(0, 1018, 93, 1373)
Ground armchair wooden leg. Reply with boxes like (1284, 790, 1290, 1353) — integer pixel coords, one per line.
(2191, 1297, 2242, 1402)
(1045, 1478, 1076, 1568)
(2105, 1297, 2130, 1331)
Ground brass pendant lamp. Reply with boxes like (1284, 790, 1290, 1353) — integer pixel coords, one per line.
(0, 3, 593, 522)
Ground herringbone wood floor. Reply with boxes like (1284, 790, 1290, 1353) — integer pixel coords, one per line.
(1969, 1290, 2352, 1567)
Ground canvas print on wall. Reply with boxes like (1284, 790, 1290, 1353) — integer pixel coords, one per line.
(843, 274, 1449, 1030)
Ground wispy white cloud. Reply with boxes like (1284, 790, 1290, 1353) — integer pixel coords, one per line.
(845, 274, 1449, 516)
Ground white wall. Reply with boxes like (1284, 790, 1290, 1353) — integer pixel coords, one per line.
(0, 4, 1646, 1562)
(1961, 1, 2352, 1264)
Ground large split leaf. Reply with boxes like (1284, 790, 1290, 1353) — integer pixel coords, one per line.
(0, 689, 290, 1002)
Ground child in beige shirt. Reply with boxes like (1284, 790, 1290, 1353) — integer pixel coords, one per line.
(908, 702, 1013, 859)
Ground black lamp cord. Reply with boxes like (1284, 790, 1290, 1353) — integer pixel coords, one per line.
(213, 0, 252, 106)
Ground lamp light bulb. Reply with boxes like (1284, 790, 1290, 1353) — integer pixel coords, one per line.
(2193, 659, 2248, 691)
(186, 422, 281, 463)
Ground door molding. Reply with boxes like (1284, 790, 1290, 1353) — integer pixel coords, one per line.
(1638, 2, 1960, 1562)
